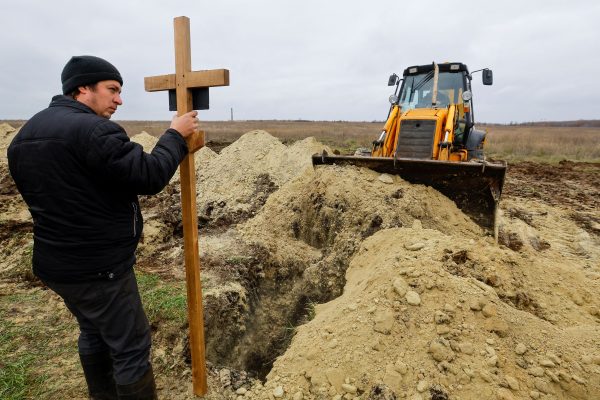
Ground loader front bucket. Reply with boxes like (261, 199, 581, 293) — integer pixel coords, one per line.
(312, 153, 506, 235)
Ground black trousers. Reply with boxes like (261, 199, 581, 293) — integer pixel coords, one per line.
(43, 269, 152, 385)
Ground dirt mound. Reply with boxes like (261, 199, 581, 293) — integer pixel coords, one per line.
(0, 123, 28, 249)
(196, 130, 331, 228)
(240, 162, 482, 307)
(251, 226, 600, 400)
(0, 123, 17, 161)
(137, 131, 330, 258)
(234, 163, 600, 400)
(131, 130, 159, 153)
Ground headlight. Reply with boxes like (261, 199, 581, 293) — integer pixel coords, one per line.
(389, 94, 399, 104)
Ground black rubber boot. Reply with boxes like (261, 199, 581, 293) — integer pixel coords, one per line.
(116, 365, 158, 400)
(79, 352, 118, 400)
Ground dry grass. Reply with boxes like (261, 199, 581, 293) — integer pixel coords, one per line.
(484, 125, 600, 162)
(3, 120, 599, 162)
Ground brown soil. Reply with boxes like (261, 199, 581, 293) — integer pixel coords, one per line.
(1, 125, 599, 400)
(504, 161, 599, 212)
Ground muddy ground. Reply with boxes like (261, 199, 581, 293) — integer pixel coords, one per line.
(0, 123, 599, 399)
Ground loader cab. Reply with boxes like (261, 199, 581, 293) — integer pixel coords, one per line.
(397, 62, 475, 141)
(399, 63, 470, 110)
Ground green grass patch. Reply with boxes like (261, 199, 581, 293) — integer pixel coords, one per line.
(0, 272, 188, 398)
(0, 272, 189, 398)
(304, 300, 316, 322)
(136, 272, 188, 325)
(0, 291, 60, 399)
(0, 353, 47, 400)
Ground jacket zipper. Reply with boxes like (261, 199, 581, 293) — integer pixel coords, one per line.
(132, 202, 138, 237)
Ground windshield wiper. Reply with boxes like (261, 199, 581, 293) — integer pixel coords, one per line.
(408, 71, 434, 103)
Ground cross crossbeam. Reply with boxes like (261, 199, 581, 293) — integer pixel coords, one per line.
(144, 69, 229, 92)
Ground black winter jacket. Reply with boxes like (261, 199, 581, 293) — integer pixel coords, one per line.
(8, 95, 188, 282)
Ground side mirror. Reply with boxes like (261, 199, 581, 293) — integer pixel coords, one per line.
(482, 69, 493, 85)
(388, 73, 398, 86)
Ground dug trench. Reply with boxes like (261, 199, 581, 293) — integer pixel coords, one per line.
(140, 170, 480, 382)
(130, 130, 348, 382)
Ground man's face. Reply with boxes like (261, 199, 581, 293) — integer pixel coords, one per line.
(76, 80, 123, 119)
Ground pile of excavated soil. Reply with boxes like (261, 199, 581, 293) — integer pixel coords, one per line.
(0, 123, 17, 161)
(131, 130, 159, 153)
(134, 130, 332, 260)
(0, 124, 34, 283)
(0, 123, 28, 226)
(252, 225, 600, 400)
(196, 130, 332, 227)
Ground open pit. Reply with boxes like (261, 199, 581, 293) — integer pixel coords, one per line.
(1, 125, 599, 399)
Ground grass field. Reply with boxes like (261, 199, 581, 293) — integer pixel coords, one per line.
(483, 124, 600, 162)
(3, 120, 600, 162)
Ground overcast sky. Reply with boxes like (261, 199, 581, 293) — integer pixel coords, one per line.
(1, 0, 598, 123)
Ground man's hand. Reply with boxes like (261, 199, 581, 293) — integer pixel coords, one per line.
(170, 111, 199, 138)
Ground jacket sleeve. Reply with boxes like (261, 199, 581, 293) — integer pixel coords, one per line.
(84, 120, 188, 195)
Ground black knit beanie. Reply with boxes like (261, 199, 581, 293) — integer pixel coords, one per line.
(61, 55, 123, 95)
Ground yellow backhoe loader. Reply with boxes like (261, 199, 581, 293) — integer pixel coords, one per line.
(312, 62, 506, 234)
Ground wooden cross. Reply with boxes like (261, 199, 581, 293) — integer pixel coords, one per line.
(144, 16, 229, 396)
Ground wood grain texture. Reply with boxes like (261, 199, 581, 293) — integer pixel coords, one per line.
(143, 17, 230, 394)
(144, 69, 229, 92)
(173, 15, 207, 396)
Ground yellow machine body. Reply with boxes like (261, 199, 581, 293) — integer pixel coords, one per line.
(312, 62, 506, 234)
(372, 102, 471, 162)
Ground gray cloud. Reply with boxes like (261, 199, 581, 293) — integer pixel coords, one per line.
(1, 0, 598, 123)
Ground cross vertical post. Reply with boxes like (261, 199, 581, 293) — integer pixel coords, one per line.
(144, 16, 230, 396)
(174, 16, 206, 396)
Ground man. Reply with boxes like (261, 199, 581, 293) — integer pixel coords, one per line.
(8, 55, 198, 399)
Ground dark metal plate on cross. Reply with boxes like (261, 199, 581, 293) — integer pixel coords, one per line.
(168, 88, 209, 111)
